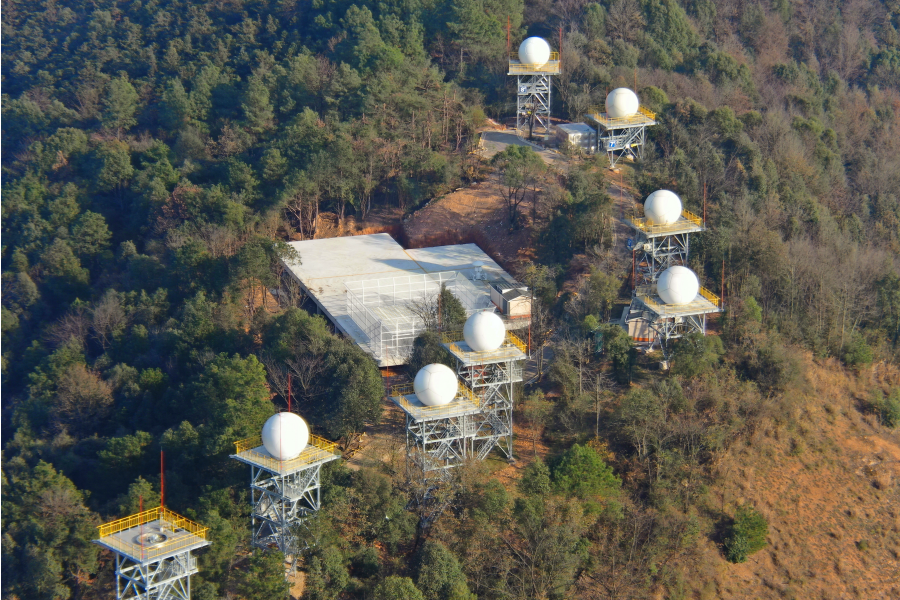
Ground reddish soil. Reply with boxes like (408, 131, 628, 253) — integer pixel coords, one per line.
(401, 173, 536, 274)
(688, 356, 900, 600)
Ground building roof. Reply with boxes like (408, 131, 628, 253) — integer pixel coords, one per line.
(282, 234, 520, 366)
(557, 122, 596, 135)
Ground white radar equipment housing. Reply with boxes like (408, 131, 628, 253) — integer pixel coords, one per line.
(644, 190, 683, 226)
(413, 363, 459, 406)
(605, 88, 640, 119)
(518, 37, 551, 67)
(463, 311, 506, 352)
(657, 266, 700, 305)
(262, 412, 310, 461)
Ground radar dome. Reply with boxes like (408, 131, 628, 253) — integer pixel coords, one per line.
(644, 190, 682, 225)
(657, 266, 700, 305)
(262, 412, 310, 461)
(518, 37, 551, 67)
(413, 364, 458, 406)
(463, 311, 506, 352)
(605, 88, 640, 119)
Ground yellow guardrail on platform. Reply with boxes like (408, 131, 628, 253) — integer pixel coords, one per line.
(586, 105, 657, 127)
(629, 209, 705, 235)
(389, 382, 480, 418)
(98, 506, 208, 540)
(508, 52, 561, 74)
(440, 330, 527, 355)
(699, 286, 721, 308)
(232, 433, 340, 472)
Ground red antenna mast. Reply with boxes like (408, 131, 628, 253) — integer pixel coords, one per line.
(160, 450, 164, 508)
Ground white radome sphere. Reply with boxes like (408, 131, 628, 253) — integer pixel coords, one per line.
(605, 88, 640, 119)
(518, 37, 551, 67)
(413, 364, 458, 407)
(261, 412, 309, 461)
(657, 266, 700, 305)
(644, 190, 683, 225)
(463, 311, 506, 352)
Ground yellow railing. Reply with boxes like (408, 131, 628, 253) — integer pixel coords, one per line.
(699, 286, 721, 308)
(629, 209, 705, 235)
(585, 105, 657, 127)
(440, 330, 527, 355)
(98, 507, 208, 541)
(681, 209, 703, 227)
(232, 433, 340, 471)
(508, 52, 561, 74)
(391, 381, 477, 404)
(390, 382, 481, 418)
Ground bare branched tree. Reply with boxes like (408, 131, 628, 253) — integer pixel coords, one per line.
(92, 291, 129, 349)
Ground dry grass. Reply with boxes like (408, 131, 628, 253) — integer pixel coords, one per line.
(690, 354, 900, 599)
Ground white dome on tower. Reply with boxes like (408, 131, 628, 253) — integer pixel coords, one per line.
(518, 37, 551, 67)
(463, 311, 506, 352)
(657, 266, 700, 305)
(605, 88, 640, 119)
(413, 364, 458, 407)
(644, 190, 682, 225)
(261, 412, 310, 461)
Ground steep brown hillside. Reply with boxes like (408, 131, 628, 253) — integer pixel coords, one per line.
(686, 357, 900, 600)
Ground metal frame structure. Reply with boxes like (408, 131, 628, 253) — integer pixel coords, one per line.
(584, 107, 657, 168)
(625, 210, 705, 287)
(622, 285, 722, 355)
(509, 54, 560, 137)
(621, 208, 721, 356)
(94, 507, 209, 600)
(443, 330, 526, 464)
(390, 382, 483, 478)
(231, 434, 341, 570)
(345, 271, 492, 364)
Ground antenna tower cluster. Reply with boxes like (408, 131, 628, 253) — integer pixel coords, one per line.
(621, 190, 722, 356)
(391, 312, 526, 490)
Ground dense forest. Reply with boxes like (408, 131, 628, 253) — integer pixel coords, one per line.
(3, 0, 900, 598)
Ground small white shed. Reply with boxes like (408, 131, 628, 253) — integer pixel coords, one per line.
(556, 123, 597, 153)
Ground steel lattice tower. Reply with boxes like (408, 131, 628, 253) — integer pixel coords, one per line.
(509, 54, 560, 138)
(231, 433, 341, 570)
(584, 107, 657, 168)
(93, 507, 210, 600)
(620, 208, 722, 355)
(390, 330, 526, 481)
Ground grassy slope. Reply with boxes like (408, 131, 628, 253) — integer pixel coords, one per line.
(688, 356, 900, 599)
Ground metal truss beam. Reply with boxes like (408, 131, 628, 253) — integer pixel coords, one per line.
(598, 124, 648, 168)
(633, 232, 690, 285)
(516, 74, 553, 136)
(114, 551, 197, 600)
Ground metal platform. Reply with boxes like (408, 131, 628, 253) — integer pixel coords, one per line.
(95, 508, 209, 564)
(94, 507, 210, 600)
(389, 384, 482, 422)
(231, 435, 341, 476)
(584, 106, 657, 167)
(507, 55, 560, 75)
(633, 287, 722, 318)
(440, 330, 527, 366)
(624, 211, 705, 237)
(584, 107, 657, 130)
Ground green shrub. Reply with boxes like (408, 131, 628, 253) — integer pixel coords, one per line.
(724, 506, 768, 563)
(550, 443, 621, 499)
(871, 388, 900, 428)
